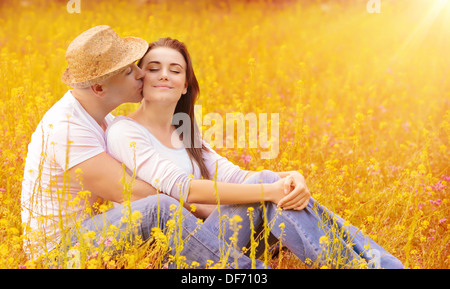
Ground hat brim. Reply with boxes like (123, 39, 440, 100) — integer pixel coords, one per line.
(62, 36, 149, 88)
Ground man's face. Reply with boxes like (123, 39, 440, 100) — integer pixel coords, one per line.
(102, 63, 145, 105)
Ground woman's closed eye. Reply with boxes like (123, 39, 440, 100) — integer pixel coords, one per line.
(148, 68, 181, 74)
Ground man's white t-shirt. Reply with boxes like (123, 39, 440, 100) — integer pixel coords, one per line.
(21, 90, 114, 258)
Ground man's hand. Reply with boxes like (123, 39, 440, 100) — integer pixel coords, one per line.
(277, 171, 310, 210)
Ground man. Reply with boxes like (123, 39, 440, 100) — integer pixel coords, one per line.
(21, 25, 265, 269)
(21, 24, 153, 261)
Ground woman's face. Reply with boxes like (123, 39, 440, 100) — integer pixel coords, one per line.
(139, 47, 188, 105)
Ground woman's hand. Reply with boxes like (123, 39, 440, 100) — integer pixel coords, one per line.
(277, 171, 311, 210)
(265, 178, 290, 205)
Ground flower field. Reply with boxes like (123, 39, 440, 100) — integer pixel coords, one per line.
(0, 0, 449, 269)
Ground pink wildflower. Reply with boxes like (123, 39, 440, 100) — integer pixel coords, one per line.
(431, 181, 445, 192)
(242, 154, 252, 163)
(97, 236, 113, 247)
(104, 237, 113, 247)
(429, 199, 441, 206)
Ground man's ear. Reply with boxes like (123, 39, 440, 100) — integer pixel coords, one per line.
(90, 83, 106, 98)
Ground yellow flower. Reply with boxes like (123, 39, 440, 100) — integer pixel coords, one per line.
(319, 236, 329, 245)
(355, 112, 365, 123)
(77, 190, 91, 199)
(131, 211, 143, 222)
(98, 204, 109, 213)
(83, 230, 96, 240)
(7, 227, 19, 236)
(166, 219, 176, 227)
(418, 164, 427, 174)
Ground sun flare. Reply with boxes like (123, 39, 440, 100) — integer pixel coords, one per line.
(0, 0, 449, 269)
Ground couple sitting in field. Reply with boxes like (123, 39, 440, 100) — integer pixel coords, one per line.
(21, 25, 403, 269)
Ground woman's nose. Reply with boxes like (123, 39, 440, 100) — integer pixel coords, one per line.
(159, 69, 169, 80)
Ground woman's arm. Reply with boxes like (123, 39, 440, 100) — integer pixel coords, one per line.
(107, 118, 307, 209)
(106, 118, 287, 206)
(187, 178, 287, 205)
(200, 145, 308, 207)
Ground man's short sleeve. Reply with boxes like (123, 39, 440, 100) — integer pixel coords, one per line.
(50, 118, 105, 170)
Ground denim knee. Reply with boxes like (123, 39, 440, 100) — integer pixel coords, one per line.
(244, 170, 281, 184)
(137, 193, 180, 216)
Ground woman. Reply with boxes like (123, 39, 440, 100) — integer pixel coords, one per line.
(106, 38, 404, 268)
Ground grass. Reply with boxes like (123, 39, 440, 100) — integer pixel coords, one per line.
(0, 0, 449, 269)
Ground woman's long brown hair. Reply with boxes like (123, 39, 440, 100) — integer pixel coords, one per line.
(138, 38, 210, 179)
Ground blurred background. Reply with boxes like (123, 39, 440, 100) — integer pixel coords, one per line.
(0, 0, 449, 268)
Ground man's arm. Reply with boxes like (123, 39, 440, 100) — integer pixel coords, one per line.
(69, 152, 156, 203)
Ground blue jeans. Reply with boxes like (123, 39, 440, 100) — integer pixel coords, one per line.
(65, 193, 266, 269)
(202, 170, 404, 269)
(65, 171, 403, 269)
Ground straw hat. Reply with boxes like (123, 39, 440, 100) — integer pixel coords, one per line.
(62, 25, 149, 88)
